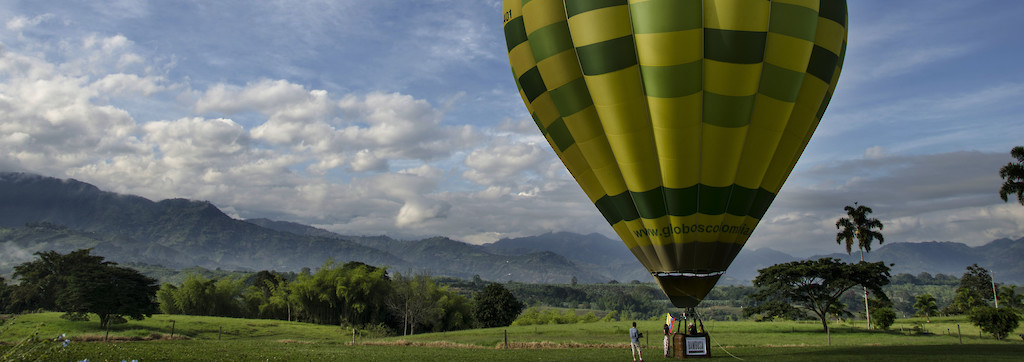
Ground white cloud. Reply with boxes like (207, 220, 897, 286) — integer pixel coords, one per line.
(91, 73, 165, 96)
(196, 79, 316, 115)
(0, 48, 144, 173)
(5, 14, 55, 32)
(463, 141, 547, 186)
(142, 117, 250, 167)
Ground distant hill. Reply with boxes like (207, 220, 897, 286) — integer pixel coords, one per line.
(247, 219, 599, 283)
(483, 232, 651, 283)
(2, 172, 1022, 285)
(0, 172, 403, 272)
(812, 237, 1024, 284)
(0, 172, 610, 283)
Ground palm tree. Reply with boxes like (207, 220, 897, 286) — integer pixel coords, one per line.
(835, 202, 885, 257)
(835, 202, 885, 329)
(999, 146, 1024, 206)
(913, 294, 938, 322)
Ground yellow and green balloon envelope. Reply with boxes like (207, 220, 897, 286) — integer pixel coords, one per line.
(502, 0, 847, 307)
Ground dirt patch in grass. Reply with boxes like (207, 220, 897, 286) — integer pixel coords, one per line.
(278, 339, 312, 344)
(495, 341, 629, 349)
(363, 340, 632, 350)
(361, 340, 487, 349)
(73, 333, 190, 342)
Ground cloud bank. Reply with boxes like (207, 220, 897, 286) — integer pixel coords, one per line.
(1, 1, 1022, 257)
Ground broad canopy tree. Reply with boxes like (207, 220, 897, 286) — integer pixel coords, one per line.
(11, 249, 159, 328)
(64, 262, 160, 328)
(745, 258, 891, 332)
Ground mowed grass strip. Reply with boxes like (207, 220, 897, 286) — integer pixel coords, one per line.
(2, 313, 1022, 361)
(13, 340, 1024, 361)
(1, 313, 353, 343)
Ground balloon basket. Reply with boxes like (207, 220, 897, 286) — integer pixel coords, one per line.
(671, 308, 710, 359)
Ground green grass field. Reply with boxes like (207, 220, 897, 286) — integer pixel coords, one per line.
(2, 313, 1022, 361)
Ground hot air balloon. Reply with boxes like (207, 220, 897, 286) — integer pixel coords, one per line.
(502, 0, 847, 308)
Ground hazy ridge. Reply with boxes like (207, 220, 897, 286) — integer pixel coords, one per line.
(2, 172, 1021, 284)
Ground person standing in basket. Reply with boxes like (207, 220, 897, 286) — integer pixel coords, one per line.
(630, 321, 643, 362)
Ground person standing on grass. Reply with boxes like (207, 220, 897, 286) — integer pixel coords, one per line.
(629, 321, 643, 362)
(663, 323, 671, 357)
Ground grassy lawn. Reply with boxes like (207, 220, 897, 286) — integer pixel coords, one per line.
(2, 313, 1022, 361)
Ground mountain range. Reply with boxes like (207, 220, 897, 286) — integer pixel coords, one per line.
(1, 172, 1022, 285)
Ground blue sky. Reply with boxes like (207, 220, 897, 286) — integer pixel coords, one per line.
(1, 0, 1022, 257)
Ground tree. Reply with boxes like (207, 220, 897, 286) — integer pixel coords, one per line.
(835, 203, 886, 256)
(959, 265, 994, 301)
(998, 145, 1024, 206)
(0, 277, 10, 313)
(241, 271, 293, 321)
(158, 274, 245, 317)
(62, 263, 160, 328)
(10, 249, 108, 312)
(474, 283, 524, 328)
(334, 262, 392, 327)
(835, 202, 885, 329)
(997, 285, 1023, 311)
(241, 271, 289, 320)
(945, 288, 982, 315)
(387, 273, 443, 335)
(434, 289, 475, 332)
(871, 307, 896, 330)
(913, 294, 938, 322)
(289, 264, 346, 325)
(10, 249, 158, 328)
(968, 306, 1020, 340)
(287, 260, 392, 326)
(744, 258, 891, 332)
(960, 265, 994, 304)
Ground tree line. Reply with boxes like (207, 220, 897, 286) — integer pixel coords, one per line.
(0, 250, 524, 335)
(1, 248, 1020, 339)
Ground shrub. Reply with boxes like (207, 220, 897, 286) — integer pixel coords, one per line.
(871, 307, 896, 330)
(600, 310, 619, 322)
(511, 307, 542, 326)
(968, 306, 1020, 340)
(581, 311, 598, 323)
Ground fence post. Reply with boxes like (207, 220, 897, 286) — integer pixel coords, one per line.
(352, 328, 356, 344)
(504, 329, 508, 349)
(957, 324, 962, 344)
(170, 320, 175, 338)
(218, 326, 222, 340)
